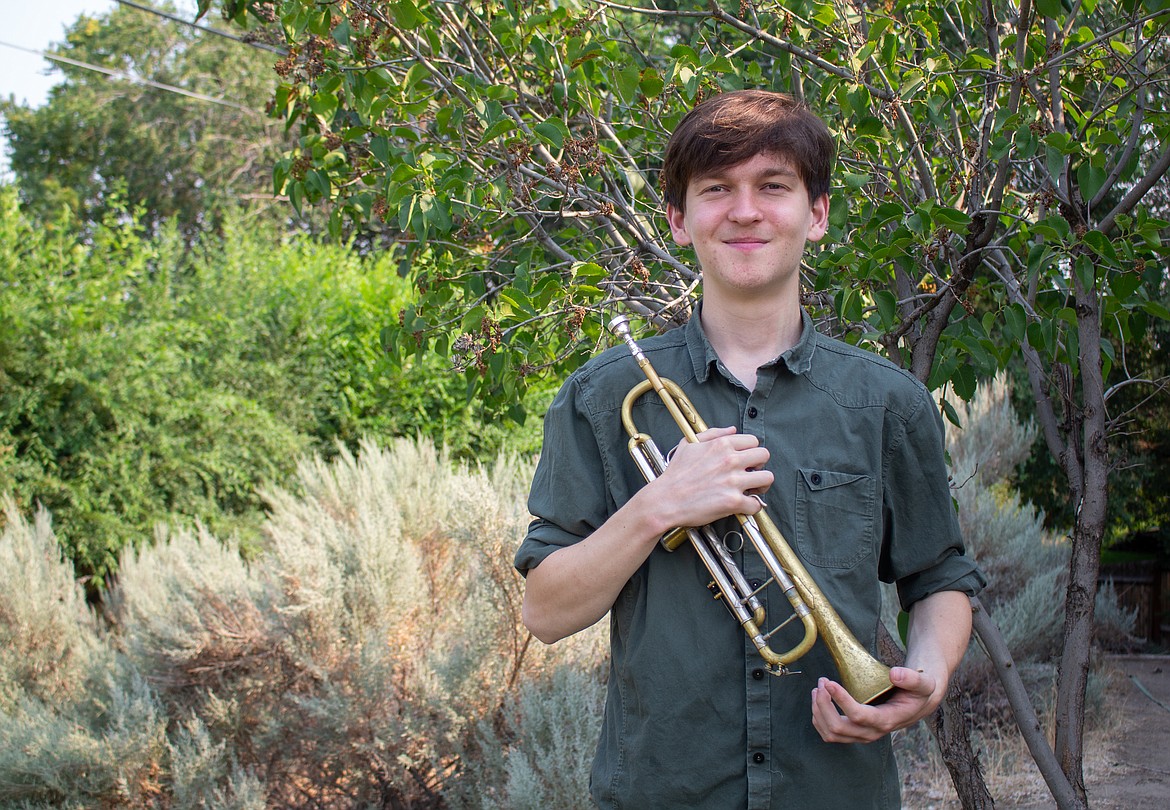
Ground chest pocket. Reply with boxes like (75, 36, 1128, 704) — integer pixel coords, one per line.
(794, 468, 876, 569)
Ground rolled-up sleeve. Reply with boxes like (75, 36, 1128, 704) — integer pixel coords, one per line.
(514, 373, 614, 575)
(882, 386, 986, 610)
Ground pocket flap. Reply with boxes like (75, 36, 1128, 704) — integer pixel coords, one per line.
(799, 468, 867, 492)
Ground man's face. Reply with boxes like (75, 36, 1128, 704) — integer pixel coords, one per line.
(666, 152, 829, 300)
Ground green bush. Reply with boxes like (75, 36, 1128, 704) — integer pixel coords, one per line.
(0, 188, 548, 582)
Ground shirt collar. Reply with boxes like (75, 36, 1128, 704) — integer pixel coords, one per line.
(683, 302, 817, 383)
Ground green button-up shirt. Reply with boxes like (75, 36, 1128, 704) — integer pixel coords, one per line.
(515, 309, 984, 810)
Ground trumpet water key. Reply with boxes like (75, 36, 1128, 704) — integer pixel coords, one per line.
(607, 314, 893, 705)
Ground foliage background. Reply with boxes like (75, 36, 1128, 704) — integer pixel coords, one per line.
(0, 186, 547, 585)
(1, 0, 1167, 805)
(1, 2, 287, 236)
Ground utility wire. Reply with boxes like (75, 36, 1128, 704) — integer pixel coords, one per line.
(0, 39, 261, 116)
(114, 0, 288, 55)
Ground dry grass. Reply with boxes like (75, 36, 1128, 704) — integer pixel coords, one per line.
(900, 667, 1131, 808)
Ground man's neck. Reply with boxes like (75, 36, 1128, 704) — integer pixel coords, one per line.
(699, 294, 803, 390)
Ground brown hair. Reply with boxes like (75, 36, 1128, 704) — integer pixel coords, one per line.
(661, 90, 835, 212)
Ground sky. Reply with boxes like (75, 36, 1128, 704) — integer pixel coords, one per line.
(0, 0, 117, 175)
(0, 2, 216, 177)
(0, 1, 117, 107)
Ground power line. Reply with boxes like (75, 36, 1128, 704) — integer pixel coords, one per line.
(114, 0, 287, 55)
(0, 39, 261, 116)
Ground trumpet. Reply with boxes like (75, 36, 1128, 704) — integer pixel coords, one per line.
(608, 314, 893, 705)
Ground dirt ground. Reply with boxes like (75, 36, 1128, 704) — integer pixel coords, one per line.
(1079, 654, 1170, 809)
(905, 654, 1170, 808)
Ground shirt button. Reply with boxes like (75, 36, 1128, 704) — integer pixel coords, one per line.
(810, 472, 822, 485)
(752, 668, 765, 680)
(747, 406, 759, 418)
(752, 752, 766, 764)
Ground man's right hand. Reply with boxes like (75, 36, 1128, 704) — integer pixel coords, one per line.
(652, 426, 773, 531)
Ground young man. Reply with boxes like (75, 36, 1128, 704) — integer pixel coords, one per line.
(515, 90, 984, 809)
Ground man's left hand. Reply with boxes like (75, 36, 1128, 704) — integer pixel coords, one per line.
(810, 666, 943, 744)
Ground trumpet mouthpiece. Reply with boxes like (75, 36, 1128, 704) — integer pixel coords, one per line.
(607, 314, 631, 337)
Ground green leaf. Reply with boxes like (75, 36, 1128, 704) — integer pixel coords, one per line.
(479, 118, 515, 144)
(403, 63, 430, 92)
(1043, 133, 1075, 155)
(867, 17, 892, 43)
(1073, 255, 1097, 291)
(1099, 338, 1115, 379)
(1110, 272, 1142, 300)
(932, 207, 972, 231)
(1027, 321, 1052, 356)
(1080, 230, 1115, 262)
(462, 305, 487, 331)
(1004, 304, 1027, 342)
(896, 610, 910, 646)
(306, 170, 331, 200)
(1077, 164, 1108, 203)
(639, 68, 665, 98)
(308, 91, 339, 123)
(1032, 216, 1071, 243)
(370, 136, 391, 167)
(873, 289, 897, 328)
(534, 119, 568, 151)
(390, 0, 428, 29)
(613, 62, 642, 103)
(838, 287, 864, 322)
(939, 396, 962, 428)
(812, 3, 838, 27)
(499, 289, 537, 316)
(398, 194, 417, 232)
(1141, 300, 1170, 321)
(570, 261, 605, 282)
(842, 171, 871, 190)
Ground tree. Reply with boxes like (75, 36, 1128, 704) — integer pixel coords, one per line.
(1, 2, 289, 235)
(209, 0, 1170, 805)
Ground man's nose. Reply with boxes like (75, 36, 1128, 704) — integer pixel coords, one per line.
(727, 190, 763, 222)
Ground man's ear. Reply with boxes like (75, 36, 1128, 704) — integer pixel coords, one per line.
(666, 203, 692, 246)
(807, 194, 830, 243)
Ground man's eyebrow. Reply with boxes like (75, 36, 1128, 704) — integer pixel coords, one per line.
(691, 163, 800, 184)
(756, 165, 800, 180)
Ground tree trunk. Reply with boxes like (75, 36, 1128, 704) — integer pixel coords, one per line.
(1053, 271, 1110, 806)
(971, 598, 1080, 809)
(930, 678, 995, 810)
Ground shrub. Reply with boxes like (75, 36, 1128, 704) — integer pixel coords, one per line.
(5, 381, 1135, 807)
(452, 665, 607, 810)
(0, 499, 98, 709)
(105, 438, 603, 806)
(0, 502, 167, 807)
